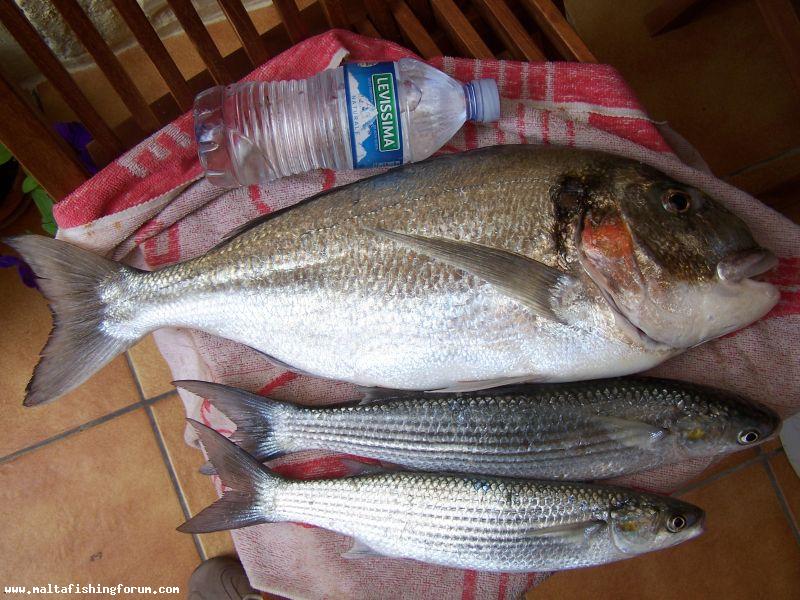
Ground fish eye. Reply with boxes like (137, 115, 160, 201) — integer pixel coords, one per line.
(737, 429, 760, 445)
(666, 514, 687, 532)
(662, 189, 692, 214)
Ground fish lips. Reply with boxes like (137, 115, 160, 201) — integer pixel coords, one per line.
(716, 248, 778, 282)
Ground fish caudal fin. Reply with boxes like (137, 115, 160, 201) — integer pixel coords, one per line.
(174, 380, 293, 474)
(179, 420, 281, 533)
(4, 235, 138, 407)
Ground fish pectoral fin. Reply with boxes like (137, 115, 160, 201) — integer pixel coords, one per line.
(341, 539, 385, 560)
(427, 375, 541, 394)
(531, 520, 606, 545)
(367, 227, 572, 322)
(593, 416, 667, 448)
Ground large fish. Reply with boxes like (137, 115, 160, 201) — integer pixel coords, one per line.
(179, 378, 778, 480)
(180, 421, 704, 571)
(6, 146, 779, 406)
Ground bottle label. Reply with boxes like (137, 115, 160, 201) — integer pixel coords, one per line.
(343, 62, 404, 169)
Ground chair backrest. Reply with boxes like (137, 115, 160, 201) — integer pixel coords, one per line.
(0, 0, 596, 200)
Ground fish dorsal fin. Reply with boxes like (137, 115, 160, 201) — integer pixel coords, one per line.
(341, 539, 385, 560)
(355, 386, 421, 404)
(211, 174, 374, 251)
(531, 520, 606, 544)
(339, 458, 401, 477)
(367, 228, 572, 322)
(211, 212, 279, 250)
(426, 375, 541, 394)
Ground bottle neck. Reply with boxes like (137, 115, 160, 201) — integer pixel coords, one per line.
(463, 82, 479, 122)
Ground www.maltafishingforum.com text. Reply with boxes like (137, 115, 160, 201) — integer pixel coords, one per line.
(3, 583, 180, 595)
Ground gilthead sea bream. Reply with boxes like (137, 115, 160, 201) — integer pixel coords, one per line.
(6, 146, 779, 405)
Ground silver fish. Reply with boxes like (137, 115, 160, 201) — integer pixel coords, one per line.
(6, 146, 779, 406)
(179, 378, 778, 480)
(180, 421, 704, 572)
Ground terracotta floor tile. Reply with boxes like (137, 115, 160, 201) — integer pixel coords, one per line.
(675, 446, 761, 491)
(531, 462, 800, 599)
(769, 451, 800, 531)
(1, 208, 140, 457)
(0, 409, 200, 592)
(761, 180, 800, 225)
(128, 335, 176, 400)
(761, 435, 784, 454)
(150, 394, 236, 559)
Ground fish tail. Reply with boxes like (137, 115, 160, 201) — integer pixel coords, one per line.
(174, 380, 294, 475)
(179, 419, 281, 533)
(4, 235, 141, 406)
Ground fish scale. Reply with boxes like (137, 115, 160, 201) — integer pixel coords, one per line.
(128, 147, 658, 389)
(261, 470, 697, 571)
(7, 145, 779, 406)
(185, 376, 777, 481)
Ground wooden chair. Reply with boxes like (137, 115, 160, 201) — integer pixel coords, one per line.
(0, 0, 596, 201)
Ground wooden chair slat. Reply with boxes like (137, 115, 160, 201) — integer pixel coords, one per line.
(406, 0, 434, 26)
(165, 0, 232, 83)
(364, 0, 402, 40)
(110, 0, 194, 111)
(273, 0, 309, 43)
(89, 3, 337, 164)
(1, 0, 596, 199)
(355, 18, 382, 38)
(430, 0, 494, 59)
(756, 0, 800, 98)
(0, 0, 123, 155)
(0, 71, 87, 200)
(520, 0, 596, 62)
(50, 0, 160, 133)
(474, 0, 546, 61)
(391, 1, 442, 59)
(217, 0, 270, 67)
(319, 0, 351, 28)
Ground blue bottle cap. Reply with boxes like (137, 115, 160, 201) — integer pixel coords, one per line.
(464, 79, 500, 123)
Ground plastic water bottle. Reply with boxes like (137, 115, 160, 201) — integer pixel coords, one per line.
(194, 58, 501, 187)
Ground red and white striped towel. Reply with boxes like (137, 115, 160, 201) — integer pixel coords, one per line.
(54, 30, 800, 599)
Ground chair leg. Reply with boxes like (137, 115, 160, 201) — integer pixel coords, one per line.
(0, 72, 87, 201)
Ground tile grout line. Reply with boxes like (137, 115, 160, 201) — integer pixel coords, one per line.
(124, 352, 208, 562)
(124, 351, 148, 406)
(0, 400, 142, 465)
(0, 390, 178, 465)
(144, 403, 208, 563)
(673, 449, 783, 497)
(724, 144, 800, 178)
(762, 456, 800, 547)
(122, 351, 178, 407)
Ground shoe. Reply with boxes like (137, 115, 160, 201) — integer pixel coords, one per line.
(188, 556, 262, 600)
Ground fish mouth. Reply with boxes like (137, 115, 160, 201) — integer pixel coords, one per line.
(716, 249, 778, 282)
